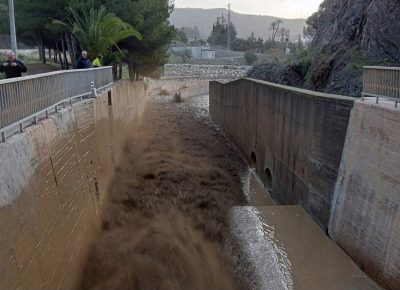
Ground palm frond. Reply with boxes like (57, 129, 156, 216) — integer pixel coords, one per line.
(53, 5, 141, 57)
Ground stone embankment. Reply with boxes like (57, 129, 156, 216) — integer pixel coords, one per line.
(164, 64, 250, 81)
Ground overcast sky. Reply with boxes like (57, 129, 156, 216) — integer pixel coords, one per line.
(174, 0, 323, 19)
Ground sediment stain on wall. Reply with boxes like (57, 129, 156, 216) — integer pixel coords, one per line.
(209, 78, 355, 229)
(329, 100, 400, 290)
(0, 81, 148, 289)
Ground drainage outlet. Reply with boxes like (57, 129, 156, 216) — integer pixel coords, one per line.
(264, 168, 273, 191)
(250, 152, 257, 169)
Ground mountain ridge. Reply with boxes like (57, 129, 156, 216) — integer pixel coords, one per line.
(170, 8, 306, 41)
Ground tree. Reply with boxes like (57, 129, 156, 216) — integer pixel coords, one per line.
(256, 37, 264, 53)
(208, 19, 226, 47)
(247, 32, 257, 51)
(54, 5, 141, 58)
(279, 28, 290, 42)
(14, 0, 70, 63)
(270, 19, 283, 42)
(176, 28, 188, 44)
(231, 38, 249, 52)
(208, 16, 237, 48)
(0, 0, 8, 34)
(180, 26, 200, 42)
(303, 0, 328, 42)
(104, 0, 175, 79)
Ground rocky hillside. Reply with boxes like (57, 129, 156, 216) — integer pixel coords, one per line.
(313, 0, 400, 62)
(248, 0, 400, 96)
(170, 8, 305, 41)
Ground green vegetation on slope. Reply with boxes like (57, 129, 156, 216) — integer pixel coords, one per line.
(248, 0, 400, 96)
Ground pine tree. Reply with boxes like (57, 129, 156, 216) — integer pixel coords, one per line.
(104, 0, 175, 80)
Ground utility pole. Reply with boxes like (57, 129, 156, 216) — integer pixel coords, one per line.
(8, 0, 17, 56)
(227, 3, 231, 50)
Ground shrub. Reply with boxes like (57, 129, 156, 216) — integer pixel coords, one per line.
(244, 51, 258, 66)
(292, 50, 312, 76)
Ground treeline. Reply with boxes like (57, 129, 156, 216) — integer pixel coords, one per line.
(208, 17, 304, 54)
(0, 0, 176, 79)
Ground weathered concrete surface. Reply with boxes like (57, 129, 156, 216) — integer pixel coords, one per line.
(329, 99, 400, 290)
(0, 80, 147, 289)
(232, 205, 382, 290)
(210, 78, 355, 228)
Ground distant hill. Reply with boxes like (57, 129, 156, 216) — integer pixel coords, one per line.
(170, 8, 306, 41)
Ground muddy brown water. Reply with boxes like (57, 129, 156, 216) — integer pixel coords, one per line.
(81, 92, 257, 290)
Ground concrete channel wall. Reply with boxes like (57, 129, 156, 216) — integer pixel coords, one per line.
(210, 78, 400, 290)
(209, 78, 355, 229)
(0, 80, 147, 289)
(329, 100, 400, 290)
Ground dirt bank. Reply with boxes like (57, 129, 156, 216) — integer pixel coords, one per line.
(81, 92, 250, 289)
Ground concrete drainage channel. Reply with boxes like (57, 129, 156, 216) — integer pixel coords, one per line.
(154, 89, 383, 290)
(0, 76, 389, 290)
(152, 88, 384, 290)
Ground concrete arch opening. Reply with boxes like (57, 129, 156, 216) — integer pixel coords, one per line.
(250, 152, 257, 169)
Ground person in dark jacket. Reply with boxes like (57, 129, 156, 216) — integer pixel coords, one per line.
(0, 50, 27, 79)
(76, 51, 92, 69)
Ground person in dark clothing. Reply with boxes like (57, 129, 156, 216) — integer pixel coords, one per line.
(76, 51, 92, 69)
(0, 50, 27, 79)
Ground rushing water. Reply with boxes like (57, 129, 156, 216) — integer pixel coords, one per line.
(232, 207, 294, 290)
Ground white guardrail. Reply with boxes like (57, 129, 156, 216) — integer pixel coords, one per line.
(0, 66, 113, 142)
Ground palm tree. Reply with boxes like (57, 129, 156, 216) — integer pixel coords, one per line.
(54, 5, 141, 58)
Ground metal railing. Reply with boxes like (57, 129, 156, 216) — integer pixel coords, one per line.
(362, 66, 400, 107)
(0, 67, 113, 141)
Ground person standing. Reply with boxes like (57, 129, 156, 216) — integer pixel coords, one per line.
(76, 51, 92, 69)
(0, 50, 27, 79)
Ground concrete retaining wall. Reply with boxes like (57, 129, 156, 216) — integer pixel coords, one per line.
(210, 78, 355, 229)
(329, 100, 400, 290)
(164, 64, 250, 80)
(0, 80, 147, 289)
